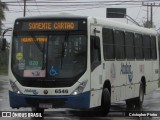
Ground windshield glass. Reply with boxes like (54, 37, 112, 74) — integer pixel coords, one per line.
(12, 32, 87, 79)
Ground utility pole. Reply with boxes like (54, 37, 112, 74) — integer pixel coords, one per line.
(142, 2, 160, 28)
(150, 3, 153, 27)
(147, 3, 148, 28)
(24, 0, 26, 17)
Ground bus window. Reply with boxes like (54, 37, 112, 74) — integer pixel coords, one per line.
(143, 35, 151, 60)
(135, 34, 143, 59)
(125, 32, 135, 60)
(102, 28, 114, 60)
(91, 36, 101, 71)
(151, 36, 157, 60)
(114, 30, 125, 60)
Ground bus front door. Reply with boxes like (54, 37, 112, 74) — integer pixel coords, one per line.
(90, 26, 103, 108)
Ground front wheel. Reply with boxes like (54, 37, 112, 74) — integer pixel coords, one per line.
(100, 88, 111, 116)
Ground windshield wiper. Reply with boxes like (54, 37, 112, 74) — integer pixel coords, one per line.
(60, 32, 69, 69)
(60, 43, 65, 69)
(30, 34, 43, 52)
(30, 33, 45, 70)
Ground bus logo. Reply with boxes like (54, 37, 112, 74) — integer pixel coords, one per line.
(24, 89, 38, 95)
(120, 63, 133, 82)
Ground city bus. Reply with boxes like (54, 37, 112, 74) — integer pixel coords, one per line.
(2, 14, 159, 115)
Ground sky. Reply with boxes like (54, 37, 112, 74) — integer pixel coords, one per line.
(2, 0, 160, 41)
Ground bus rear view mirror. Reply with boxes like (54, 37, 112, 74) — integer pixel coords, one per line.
(1, 38, 7, 51)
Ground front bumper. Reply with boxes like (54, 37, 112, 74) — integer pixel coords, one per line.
(9, 91, 90, 109)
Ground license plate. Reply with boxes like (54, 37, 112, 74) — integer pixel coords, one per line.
(39, 103, 53, 109)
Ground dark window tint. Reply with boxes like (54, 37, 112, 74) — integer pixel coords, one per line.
(102, 28, 114, 60)
(47, 35, 87, 78)
(125, 32, 135, 59)
(151, 36, 157, 59)
(143, 35, 151, 59)
(114, 30, 125, 59)
(135, 34, 143, 59)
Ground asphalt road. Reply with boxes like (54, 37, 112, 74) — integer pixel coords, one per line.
(0, 75, 160, 120)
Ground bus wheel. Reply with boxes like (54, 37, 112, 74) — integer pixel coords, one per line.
(126, 99, 134, 108)
(32, 107, 44, 117)
(134, 83, 144, 108)
(126, 83, 144, 108)
(100, 88, 111, 116)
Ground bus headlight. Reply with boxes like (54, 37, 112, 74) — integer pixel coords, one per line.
(71, 80, 88, 95)
(10, 80, 22, 94)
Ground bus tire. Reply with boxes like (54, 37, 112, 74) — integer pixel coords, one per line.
(100, 88, 111, 116)
(32, 107, 44, 117)
(134, 83, 144, 108)
(126, 99, 134, 108)
(126, 83, 144, 108)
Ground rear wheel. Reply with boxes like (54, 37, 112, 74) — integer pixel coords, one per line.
(134, 83, 144, 108)
(100, 88, 111, 116)
(126, 83, 144, 108)
(126, 99, 134, 108)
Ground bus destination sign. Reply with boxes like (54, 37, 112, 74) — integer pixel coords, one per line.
(21, 21, 78, 31)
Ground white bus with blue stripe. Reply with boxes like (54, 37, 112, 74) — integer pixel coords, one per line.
(7, 14, 159, 115)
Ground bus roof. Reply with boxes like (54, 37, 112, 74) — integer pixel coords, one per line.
(88, 16, 157, 35)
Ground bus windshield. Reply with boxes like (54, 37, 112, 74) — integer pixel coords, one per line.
(11, 32, 87, 79)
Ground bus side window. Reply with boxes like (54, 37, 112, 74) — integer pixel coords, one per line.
(151, 36, 157, 59)
(143, 35, 151, 60)
(90, 36, 101, 71)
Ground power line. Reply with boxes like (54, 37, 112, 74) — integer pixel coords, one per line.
(4, 5, 142, 13)
(4, 3, 143, 7)
(34, 0, 41, 15)
(3, 1, 144, 13)
(16, 0, 28, 16)
(3, 4, 143, 14)
(135, 6, 142, 21)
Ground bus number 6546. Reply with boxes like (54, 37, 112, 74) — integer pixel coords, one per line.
(55, 89, 68, 94)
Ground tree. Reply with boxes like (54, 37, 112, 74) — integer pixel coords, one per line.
(0, 1, 8, 35)
(0, 1, 8, 75)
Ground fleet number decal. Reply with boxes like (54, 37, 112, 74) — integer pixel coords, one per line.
(55, 89, 68, 94)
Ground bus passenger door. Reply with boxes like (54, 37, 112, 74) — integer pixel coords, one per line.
(90, 26, 103, 108)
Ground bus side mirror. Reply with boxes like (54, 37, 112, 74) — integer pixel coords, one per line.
(1, 38, 7, 51)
